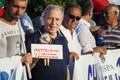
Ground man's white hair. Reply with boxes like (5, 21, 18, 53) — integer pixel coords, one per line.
(111, 5, 120, 17)
(40, 4, 64, 26)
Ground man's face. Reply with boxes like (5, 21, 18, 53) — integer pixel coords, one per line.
(103, 6, 115, 24)
(7, 0, 28, 20)
(65, 7, 81, 29)
(44, 9, 63, 35)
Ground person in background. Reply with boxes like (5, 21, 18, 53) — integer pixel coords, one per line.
(75, 0, 107, 56)
(62, 3, 81, 55)
(62, 3, 82, 79)
(25, 4, 79, 80)
(95, 4, 120, 49)
(20, 12, 34, 37)
(0, 0, 32, 70)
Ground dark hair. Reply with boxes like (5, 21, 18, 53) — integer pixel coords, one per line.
(78, 0, 93, 16)
(4, 0, 29, 11)
(6, 0, 29, 4)
(64, 3, 81, 15)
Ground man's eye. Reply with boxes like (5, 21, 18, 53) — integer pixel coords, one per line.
(56, 18, 59, 21)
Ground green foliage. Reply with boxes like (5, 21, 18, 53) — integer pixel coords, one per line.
(0, 0, 5, 8)
(27, 0, 80, 19)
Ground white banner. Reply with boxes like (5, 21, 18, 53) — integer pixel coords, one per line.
(73, 49, 120, 80)
(0, 56, 27, 80)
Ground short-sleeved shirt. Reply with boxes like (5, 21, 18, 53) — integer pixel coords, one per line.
(20, 13, 34, 32)
(98, 21, 120, 49)
(60, 25, 81, 55)
(75, 18, 96, 54)
(0, 20, 25, 59)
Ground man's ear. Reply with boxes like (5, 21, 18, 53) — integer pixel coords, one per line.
(114, 11, 118, 16)
(89, 10, 93, 17)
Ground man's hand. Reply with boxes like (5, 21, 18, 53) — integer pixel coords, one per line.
(69, 52, 79, 61)
(93, 46, 107, 54)
(116, 43, 120, 47)
(21, 53, 32, 65)
(97, 29, 106, 36)
(30, 58, 40, 69)
(93, 46, 107, 58)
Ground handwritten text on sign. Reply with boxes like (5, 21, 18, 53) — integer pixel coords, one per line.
(31, 44, 63, 59)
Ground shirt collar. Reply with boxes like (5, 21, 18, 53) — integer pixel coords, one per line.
(80, 18, 91, 29)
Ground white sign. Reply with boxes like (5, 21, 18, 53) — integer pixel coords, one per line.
(73, 49, 120, 80)
(0, 56, 27, 80)
(31, 44, 63, 59)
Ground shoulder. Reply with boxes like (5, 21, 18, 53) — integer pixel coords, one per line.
(57, 30, 68, 43)
(26, 30, 40, 39)
(31, 30, 41, 38)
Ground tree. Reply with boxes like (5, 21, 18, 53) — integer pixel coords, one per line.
(27, 0, 80, 19)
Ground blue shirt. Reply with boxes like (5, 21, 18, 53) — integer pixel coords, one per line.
(20, 13, 34, 32)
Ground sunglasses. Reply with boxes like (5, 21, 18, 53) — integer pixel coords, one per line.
(69, 14, 81, 21)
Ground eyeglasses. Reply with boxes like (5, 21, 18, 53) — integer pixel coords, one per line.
(69, 14, 81, 21)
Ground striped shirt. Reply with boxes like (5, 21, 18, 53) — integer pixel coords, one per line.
(100, 21, 120, 49)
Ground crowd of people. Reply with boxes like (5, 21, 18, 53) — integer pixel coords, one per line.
(0, 0, 120, 80)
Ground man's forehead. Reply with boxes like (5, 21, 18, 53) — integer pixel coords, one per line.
(45, 10, 63, 17)
(11, 0, 28, 5)
(9, 0, 28, 2)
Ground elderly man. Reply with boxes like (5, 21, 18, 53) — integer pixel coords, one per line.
(96, 4, 120, 49)
(25, 4, 79, 80)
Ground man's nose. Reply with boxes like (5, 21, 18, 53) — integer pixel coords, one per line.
(51, 18, 56, 24)
(17, 8, 23, 15)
